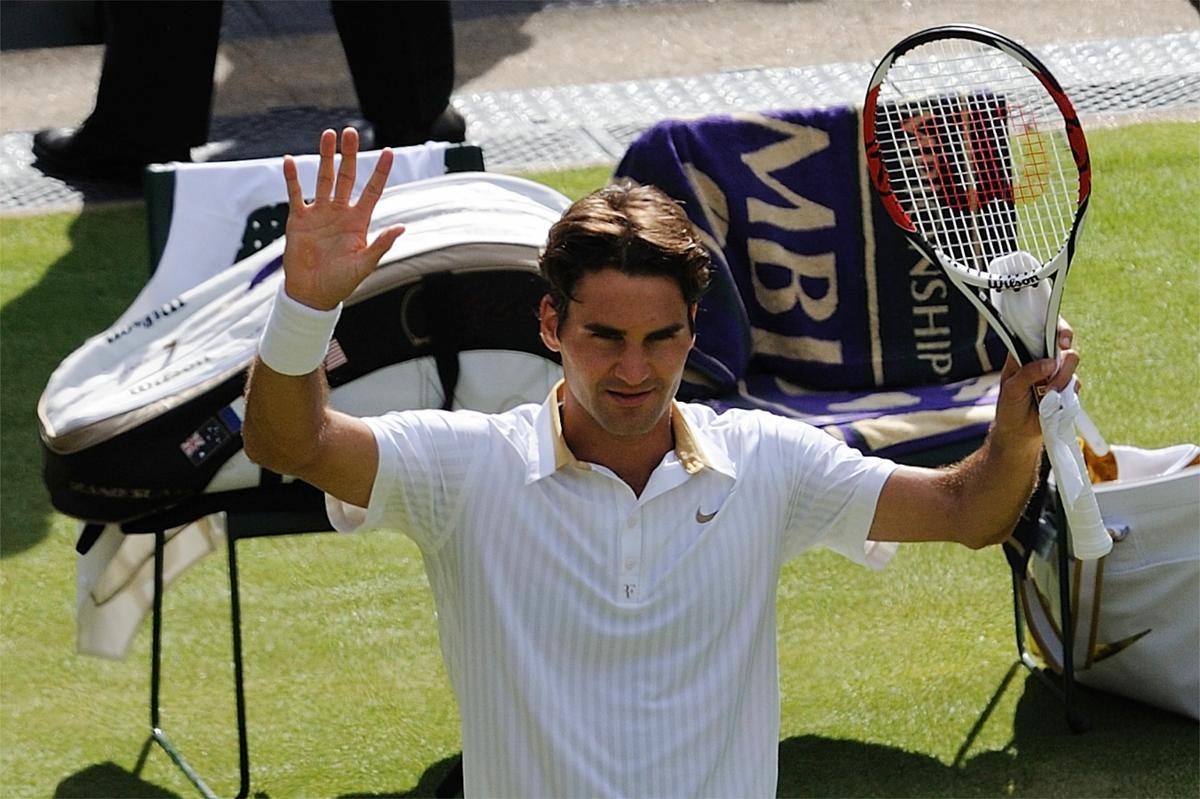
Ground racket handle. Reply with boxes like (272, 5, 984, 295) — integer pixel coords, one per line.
(1075, 408, 1111, 456)
(1047, 351, 1111, 458)
(1058, 460, 1112, 560)
(1039, 389, 1113, 561)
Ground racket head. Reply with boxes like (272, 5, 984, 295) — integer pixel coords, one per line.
(863, 25, 1091, 292)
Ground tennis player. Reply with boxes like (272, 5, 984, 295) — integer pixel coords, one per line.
(243, 128, 1078, 797)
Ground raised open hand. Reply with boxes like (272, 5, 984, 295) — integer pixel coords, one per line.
(281, 127, 405, 310)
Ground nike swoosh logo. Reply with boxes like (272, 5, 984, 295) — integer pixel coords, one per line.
(695, 507, 718, 524)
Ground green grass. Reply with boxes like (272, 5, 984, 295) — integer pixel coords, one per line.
(507, 164, 614, 200)
(1, 123, 1197, 798)
(1055, 122, 1200, 446)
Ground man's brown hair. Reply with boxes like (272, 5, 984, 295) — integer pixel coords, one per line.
(539, 181, 711, 326)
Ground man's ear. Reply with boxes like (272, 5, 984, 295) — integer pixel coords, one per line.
(539, 295, 561, 353)
(688, 303, 698, 341)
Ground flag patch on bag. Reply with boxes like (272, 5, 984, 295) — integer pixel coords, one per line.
(324, 337, 349, 372)
(180, 411, 238, 466)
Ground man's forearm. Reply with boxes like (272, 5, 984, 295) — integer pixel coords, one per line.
(870, 408, 1044, 548)
(242, 358, 331, 476)
(871, 354, 1076, 548)
(939, 428, 1043, 548)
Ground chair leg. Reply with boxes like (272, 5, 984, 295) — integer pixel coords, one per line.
(151, 530, 163, 733)
(1010, 509, 1091, 733)
(1054, 495, 1091, 733)
(226, 531, 251, 799)
(147, 527, 254, 797)
(150, 528, 221, 798)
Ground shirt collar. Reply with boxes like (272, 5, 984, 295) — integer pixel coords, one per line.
(527, 380, 733, 483)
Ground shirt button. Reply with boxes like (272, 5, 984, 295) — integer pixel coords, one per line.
(624, 558, 636, 570)
(626, 516, 637, 528)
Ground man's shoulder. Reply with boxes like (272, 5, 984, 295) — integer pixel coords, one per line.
(676, 401, 831, 455)
(366, 403, 543, 476)
(676, 402, 790, 433)
(370, 402, 541, 440)
(486, 401, 542, 437)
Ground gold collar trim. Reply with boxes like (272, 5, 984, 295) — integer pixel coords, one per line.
(546, 380, 713, 474)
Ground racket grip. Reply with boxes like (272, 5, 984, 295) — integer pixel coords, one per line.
(1040, 392, 1113, 560)
(1058, 468, 1112, 560)
(1075, 408, 1111, 456)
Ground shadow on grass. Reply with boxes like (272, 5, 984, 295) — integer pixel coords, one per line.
(0, 205, 148, 557)
(52, 746, 464, 799)
(50, 667, 1198, 799)
(53, 760, 179, 798)
(340, 752, 464, 798)
(778, 667, 1199, 798)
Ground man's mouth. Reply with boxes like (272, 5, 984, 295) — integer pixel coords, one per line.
(605, 387, 656, 407)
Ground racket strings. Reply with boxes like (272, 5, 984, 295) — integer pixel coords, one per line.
(873, 40, 1080, 276)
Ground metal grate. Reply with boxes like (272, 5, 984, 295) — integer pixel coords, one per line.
(472, 127, 617, 173)
(462, 31, 1198, 172)
(3, 31, 1196, 214)
(0, 131, 142, 211)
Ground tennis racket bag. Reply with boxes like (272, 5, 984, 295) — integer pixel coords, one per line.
(39, 172, 570, 526)
(1019, 444, 1200, 720)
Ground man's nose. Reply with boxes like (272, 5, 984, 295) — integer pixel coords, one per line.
(613, 343, 651, 385)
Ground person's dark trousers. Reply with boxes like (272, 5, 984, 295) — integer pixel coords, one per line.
(32, 0, 223, 181)
(89, 0, 224, 157)
(331, 0, 462, 147)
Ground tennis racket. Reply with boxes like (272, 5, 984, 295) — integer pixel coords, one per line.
(862, 24, 1112, 559)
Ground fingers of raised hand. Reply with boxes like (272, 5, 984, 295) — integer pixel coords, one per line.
(283, 128, 391, 243)
(333, 127, 359, 206)
(1048, 349, 1080, 392)
(282, 155, 305, 211)
(364, 223, 406, 266)
(1001, 355, 1050, 398)
(353, 147, 393, 217)
(999, 352, 1020, 381)
(313, 128, 339, 203)
(1056, 316, 1074, 351)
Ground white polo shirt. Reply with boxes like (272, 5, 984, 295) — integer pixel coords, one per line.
(328, 385, 898, 797)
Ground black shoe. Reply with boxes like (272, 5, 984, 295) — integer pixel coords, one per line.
(371, 105, 467, 149)
(32, 124, 191, 184)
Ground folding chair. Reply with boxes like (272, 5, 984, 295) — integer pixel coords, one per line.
(49, 144, 570, 798)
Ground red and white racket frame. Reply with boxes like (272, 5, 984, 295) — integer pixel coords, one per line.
(862, 24, 1093, 366)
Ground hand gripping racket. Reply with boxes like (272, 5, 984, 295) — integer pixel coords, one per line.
(862, 24, 1112, 559)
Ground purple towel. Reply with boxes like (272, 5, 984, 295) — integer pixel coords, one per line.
(616, 106, 1007, 392)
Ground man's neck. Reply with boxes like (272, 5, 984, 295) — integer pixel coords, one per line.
(560, 401, 674, 497)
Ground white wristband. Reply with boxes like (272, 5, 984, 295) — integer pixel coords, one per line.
(258, 284, 343, 375)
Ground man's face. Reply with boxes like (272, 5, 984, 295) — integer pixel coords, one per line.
(540, 268, 696, 448)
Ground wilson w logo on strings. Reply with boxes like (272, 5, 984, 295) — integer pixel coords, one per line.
(881, 93, 1029, 273)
